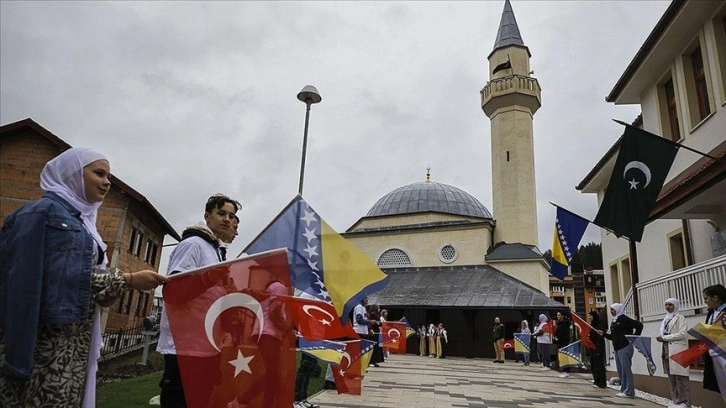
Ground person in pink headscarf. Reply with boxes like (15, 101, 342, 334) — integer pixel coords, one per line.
(0, 147, 166, 407)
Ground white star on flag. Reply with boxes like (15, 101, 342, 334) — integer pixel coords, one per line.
(303, 244, 319, 258)
(303, 227, 317, 243)
(301, 210, 318, 227)
(228, 349, 254, 378)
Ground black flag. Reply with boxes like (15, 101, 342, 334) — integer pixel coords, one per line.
(492, 59, 512, 75)
(592, 125, 679, 242)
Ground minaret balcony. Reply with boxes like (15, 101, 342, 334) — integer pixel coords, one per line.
(480, 74, 541, 117)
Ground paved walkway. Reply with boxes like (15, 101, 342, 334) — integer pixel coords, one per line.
(309, 354, 664, 408)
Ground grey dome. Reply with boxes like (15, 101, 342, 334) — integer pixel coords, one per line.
(367, 181, 492, 219)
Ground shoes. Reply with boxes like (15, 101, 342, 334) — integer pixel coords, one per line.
(322, 380, 336, 390)
(301, 401, 320, 408)
(498, 360, 504, 364)
(293, 403, 305, 408)
(592, 384, 599, 388)
(539, 366, 550, 371)
(371, 363, 380, 367)
(522, 364, 530, 367)
(558, 373, 569, 378)
(615, 393, 634, 398)
(667, 404, 687, 408)
(493, 360, 499, 363)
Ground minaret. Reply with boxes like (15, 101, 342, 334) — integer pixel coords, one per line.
(481, 0, 541, 246)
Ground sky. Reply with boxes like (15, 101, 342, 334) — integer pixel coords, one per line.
(1, 1, 671, 269)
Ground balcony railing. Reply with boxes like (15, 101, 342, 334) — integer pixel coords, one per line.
(636, 254, 726, 320)
(480, 75, 541, 100)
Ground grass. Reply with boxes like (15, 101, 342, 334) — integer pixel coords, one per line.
(96, 349, 327, 407)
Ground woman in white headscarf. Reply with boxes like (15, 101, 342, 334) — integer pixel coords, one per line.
(655, 298, 690, 408)
(533, 314, 553, 370)
(600, 303, 643, 399)
(0, 148, 166, 407)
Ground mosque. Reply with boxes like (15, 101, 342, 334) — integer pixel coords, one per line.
(343, 0, 565, 359)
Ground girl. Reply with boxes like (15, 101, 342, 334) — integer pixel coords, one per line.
(702, 284, 726, 403)
(0, 147, 166, 407)
(601, 303, 643, 399)
(533, 314, 552, 370)
(655, 298, 690, 408)
(517, 320, 531, 367)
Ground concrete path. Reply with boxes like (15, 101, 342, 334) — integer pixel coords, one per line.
(309, 354, 664, 408)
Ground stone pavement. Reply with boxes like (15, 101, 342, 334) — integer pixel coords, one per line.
(309, 354, 664, 408)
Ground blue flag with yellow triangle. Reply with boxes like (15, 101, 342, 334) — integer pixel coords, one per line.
(514, 333, 530, 354)
(550, 206, 589, 280)
(299, 338, 347, 366)
(557, 340, 583, 368)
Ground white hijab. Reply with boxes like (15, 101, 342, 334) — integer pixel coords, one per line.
(610, 303, 625, 321)
(660, 297, 680, 335)
(40, 147, 108, 253)
(40, 147, 108, 408)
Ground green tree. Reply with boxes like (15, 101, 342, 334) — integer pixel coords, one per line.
(577, 242, 603, 269)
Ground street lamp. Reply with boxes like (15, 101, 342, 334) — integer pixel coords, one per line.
(297, 85, 322, 195)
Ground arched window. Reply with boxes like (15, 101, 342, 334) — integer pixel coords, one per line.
(377, 248, 412, 267)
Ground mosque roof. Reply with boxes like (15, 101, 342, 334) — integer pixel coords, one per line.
(366, 181, 492, 219)
(368, 264, 563, 309)
(485, 242, 543, 261)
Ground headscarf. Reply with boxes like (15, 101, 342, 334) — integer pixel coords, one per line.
(610, 303, 625, 320)
(660, 297, 680, 335)
(521, 320, 529, 329)
(40, 147, 108, 253)
(538, 313, 548, 324)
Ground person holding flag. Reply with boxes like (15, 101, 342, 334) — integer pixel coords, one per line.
(655, 298, 690, 408)
(555, 311, 572, 378)
(598, 303, 643, 399)
(516, 320, 532, 367)
(533, 314, 553, 370)
(588, 310, 608, 389)
(702, 284, 726, 402)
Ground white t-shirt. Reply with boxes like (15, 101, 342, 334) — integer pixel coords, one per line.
(156, 235, 223, 355)
(353, 303, 368, 335)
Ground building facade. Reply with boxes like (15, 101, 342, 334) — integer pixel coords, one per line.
(578, 1, 726, 406)
(0, 118, 181, 332)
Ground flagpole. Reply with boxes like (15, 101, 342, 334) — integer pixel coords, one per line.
(612, 119, 718, 160)
(297, 85, 322, 195)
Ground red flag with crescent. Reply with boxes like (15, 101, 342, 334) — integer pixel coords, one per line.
(331, 339, 362, 395)
(163, 249, 296, 408)
(670, 341, 709, 368)
(570, 313, 597, 350)
(503, 339, 514, 349)
(278, 295, 359, 341)
(381, 321, 407, 354)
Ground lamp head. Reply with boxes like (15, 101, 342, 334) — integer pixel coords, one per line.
(297, 85, 322, 104)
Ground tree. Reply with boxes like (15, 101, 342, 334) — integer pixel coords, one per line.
(577, 242, 602, 269)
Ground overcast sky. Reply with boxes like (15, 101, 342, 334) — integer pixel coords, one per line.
(1, 1, 671, 268)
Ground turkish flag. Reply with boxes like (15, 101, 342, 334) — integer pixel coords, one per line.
(278, 295, 358, 341)
(381, 322, 407, 354)
(502, 339, 514, 349)
(670, 341, 709, 368)
(571, 313, 597, 350)
(163, 249, 296, 408)
(332, 340, 362, 395)
(543, 321, 556, 334)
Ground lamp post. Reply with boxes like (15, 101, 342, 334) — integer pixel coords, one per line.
(297, 85, 322, 195)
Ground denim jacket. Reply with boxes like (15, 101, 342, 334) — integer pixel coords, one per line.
(0, 192, 96, 379)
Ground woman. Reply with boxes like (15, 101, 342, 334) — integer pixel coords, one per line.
(655, 298, 690, 408)
(428, 323, 437, 358)
(436, 323, 447, 359)
(418, 324, 428, 357)
(588, 310, 608, 389)
(517, 320, 531, 367)
(702, 284, 726, 403)
(533, 314, 552, 370)
(0, 147, 166, 407)
(600, 303, 643, 399)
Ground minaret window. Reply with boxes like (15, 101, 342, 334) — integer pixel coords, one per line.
(506, 151, 510, 162)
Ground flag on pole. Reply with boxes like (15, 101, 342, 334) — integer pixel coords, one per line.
(277, 295, 357, 341)
(670, 341, 709, 368)
(298, 338, 347, 366)
(592, 125, 679, 242)
(626, 335, 657, 376)
(550, 206, 589, 280)
(243, 195, 389, 324)
(359, 339, 376, 374)
(514, 333, 531, 354)
(688, 322, 726, 358)
(570, 313, 597, 350)
(163, 249, 296, 408)
(400, 316, 417, 338)
(557, 341, 583, 368)
(381, 321, 407, 354)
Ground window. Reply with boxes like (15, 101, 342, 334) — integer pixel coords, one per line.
(144, 240, 153, 264)
(691, 47, 710, 120)
(128, 227, 137, 252)
(664, 78, 681, 141)
(137, 292, 149, 317)
(124, 291, 133, 314)
(149, 243, 159, 267)
(377, 248, 412, 267)
(134, 232, 144, 257)
(714, 13, 726, 105)
(669, 230, 687, 271)
(438, 244, 458, 264)
(609, 262, 620, 303)
(589, 298, 594, 305)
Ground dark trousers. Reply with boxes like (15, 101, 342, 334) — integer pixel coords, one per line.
(295, 353, 317, 401)
(160, 354, 221, 408)
(591, 351, 607, 387)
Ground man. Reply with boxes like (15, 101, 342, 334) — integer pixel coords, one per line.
(157, 194, 241, 408)
(555, 311, 572, 378)
(353, 297, 379, 367)
(492, 317, 505, 363)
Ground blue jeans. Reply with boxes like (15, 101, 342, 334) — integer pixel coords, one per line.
(614, 343, 635, 396)
(518, 352, 530, 365)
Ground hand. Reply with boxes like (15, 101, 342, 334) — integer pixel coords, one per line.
(595, 330, 604, 336)
(655, 336, 663, 342)
(125, 270, 167, 291)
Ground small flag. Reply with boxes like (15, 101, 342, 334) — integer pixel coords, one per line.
(670, 341, 709, 368)
(592, 125, 679, 242)
(332, 340, 362, 395)
(503, 339, 514, 349)
(570, 313, 597, 350)
(359, 339, 376, 374)
(558, 341, 583, 368)
(299, 338, 347, 366)
(550, 206, 589, 280)
(278, 295, 358, 341)
(400, 317, 417, 338)
(492, 58, 512, 75)
(381, 322, 407, 354)
(688, 322, 726, 358)
(626, 335, 657, 376)
(514, 333, 530, 354)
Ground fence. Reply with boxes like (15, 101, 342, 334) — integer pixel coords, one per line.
(100, 325, 158, 360)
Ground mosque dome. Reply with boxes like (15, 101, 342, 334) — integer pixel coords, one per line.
(366, 181, 492, 219)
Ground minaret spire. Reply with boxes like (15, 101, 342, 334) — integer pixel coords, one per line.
(491, 0, 528, 57)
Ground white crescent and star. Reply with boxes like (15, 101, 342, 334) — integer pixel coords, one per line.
(302, 304, 334, 326)
(227, 349, 254, 377)
(204, 292, 265, 352)
(574, 322, 582, 333)
(623, 161, 652, 190)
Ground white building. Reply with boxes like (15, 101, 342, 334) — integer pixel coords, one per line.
(577, 1, 726, 406)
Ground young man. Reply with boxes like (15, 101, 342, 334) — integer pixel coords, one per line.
(157, 194, 241, 408)
(492, 317, 505, 363)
